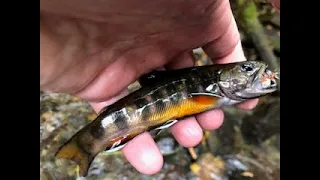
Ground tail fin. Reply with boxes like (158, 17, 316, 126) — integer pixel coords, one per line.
(55, 139, 94, 177)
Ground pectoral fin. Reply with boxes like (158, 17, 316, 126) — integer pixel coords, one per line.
(154, 120, 178, 130)
(150, 120, 178, 137)
(190, 92, 223, 98)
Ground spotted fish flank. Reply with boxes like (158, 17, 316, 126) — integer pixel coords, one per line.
(55, 60, 279, 177)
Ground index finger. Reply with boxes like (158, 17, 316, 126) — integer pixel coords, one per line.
(201, 1, 258, 110)
(201, 5, 245, 64)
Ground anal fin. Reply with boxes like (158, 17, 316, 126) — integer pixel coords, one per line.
(104, 136, 128, 153)
(104, 141, 128, 153)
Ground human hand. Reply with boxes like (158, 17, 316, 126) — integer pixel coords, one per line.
(40, 0, 267, 174)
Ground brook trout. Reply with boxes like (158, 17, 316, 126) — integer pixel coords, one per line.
(55, 60, 279, 176)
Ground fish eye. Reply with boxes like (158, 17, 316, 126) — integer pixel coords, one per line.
(241, 63, 254, 72)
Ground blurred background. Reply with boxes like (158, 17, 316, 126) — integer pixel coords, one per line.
(40, 0, 280, 179)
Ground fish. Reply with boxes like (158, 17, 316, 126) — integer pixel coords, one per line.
(55, 60, 279, 176)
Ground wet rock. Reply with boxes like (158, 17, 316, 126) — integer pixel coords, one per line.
(190, 153, 227, 180)
(241, 97, 280, 145)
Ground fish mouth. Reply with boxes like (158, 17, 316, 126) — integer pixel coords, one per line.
(235, 62, 279, 100)
(253, 63, 279, 93)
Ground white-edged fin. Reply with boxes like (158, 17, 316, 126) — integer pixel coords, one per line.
(190, 92, 223, 98)
(150, 129, 164, 137)
(154, 120, 178, 131)
(155, 130, 164, 136)
(104, 140, 127, 153)
(150, 120, 178, 137)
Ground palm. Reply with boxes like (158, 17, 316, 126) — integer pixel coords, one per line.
(41, 0, 239, 100)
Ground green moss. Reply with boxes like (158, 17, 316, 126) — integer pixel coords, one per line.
(237, 0, 259, 26)
(245, 1, 258, 22)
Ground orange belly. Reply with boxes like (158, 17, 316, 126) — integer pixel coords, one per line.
(148, 95, 219, 124)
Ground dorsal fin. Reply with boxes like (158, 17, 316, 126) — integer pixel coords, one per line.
(138, 66, 206, 87)
(138, 70, 168, 86)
